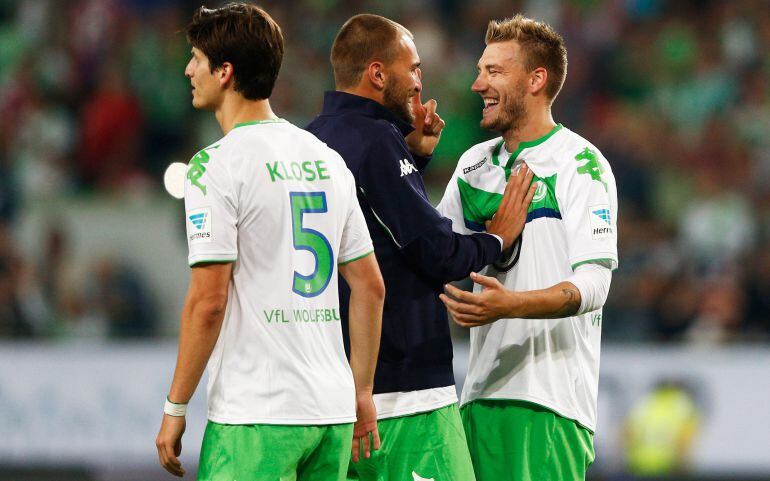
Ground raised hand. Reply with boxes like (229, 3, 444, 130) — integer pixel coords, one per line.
(405, 82, 446, 157)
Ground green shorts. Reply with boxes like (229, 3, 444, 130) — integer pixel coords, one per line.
(461, 399, 594, 481)
(198, 421, 354, 481)
(347, 403, 475, 481)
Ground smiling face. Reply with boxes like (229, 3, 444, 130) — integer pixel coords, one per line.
(184, 47, 224, 111)
(381, 34, 422, 123)
(472, 40, 530, 133)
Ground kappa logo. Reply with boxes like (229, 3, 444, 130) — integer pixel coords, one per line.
(463, 157, 487, 175)
(399, 158, 418, 177)
(575, 147, 607, 191)
(412, 472, 434, 481)
(187, 145, 220, 196)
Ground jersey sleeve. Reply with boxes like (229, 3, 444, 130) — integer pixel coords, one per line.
(338, 168, 374, 265)
(557, 146, 619, 271)
(436, 151, 474, 235)
(184, 144, 239, 267)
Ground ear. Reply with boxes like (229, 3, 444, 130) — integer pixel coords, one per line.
(529, 67, 548, 96)
(217, 62, 235, 89)
(366, 61, 386, 91)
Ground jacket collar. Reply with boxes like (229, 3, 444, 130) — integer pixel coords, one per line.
(320, 91, 415, 136)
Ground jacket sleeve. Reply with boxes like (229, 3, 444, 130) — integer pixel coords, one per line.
(357, 126, 502, 284)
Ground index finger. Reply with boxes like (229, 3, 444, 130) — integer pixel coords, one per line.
(518, 163, 534, 187)
(443, 283, 477, 303)
(363, 433, 372, 459)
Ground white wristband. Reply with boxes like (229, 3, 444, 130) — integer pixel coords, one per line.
(164, 397, 188, 417)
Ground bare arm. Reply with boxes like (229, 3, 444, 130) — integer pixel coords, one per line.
(155, 262, 233, 477)
(440, 272, 581, 327)
(338, 252, 384, 462)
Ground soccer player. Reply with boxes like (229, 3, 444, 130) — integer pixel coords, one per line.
(437, 15, 619, 481)
(155, 4, 384, 480)
(307, 14, 534, 481)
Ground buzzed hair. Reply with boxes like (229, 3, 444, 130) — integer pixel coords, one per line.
(331, 14, 413, 89)
(486, 14, 567, 101)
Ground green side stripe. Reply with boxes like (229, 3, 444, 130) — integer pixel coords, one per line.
(189, 257, 237, 267)
(338, 250, 374, 265)
(571, 257, 618, 271)
(457, 177, 502, 225)
(233, 118, 287, 129)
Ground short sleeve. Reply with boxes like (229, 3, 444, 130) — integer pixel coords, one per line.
(436, 155, 474, 235)
(184, 144, 239, 267)
(558, 146, 619, 271)
(338, 169, 374, 264)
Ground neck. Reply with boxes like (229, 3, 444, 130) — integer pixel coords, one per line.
(502, 106, 556, 153)
(215, 94, 278, 135)
(339, 84, 384, 106)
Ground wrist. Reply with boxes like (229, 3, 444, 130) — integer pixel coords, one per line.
(506, 291, 524, 318)
(164, 396, 188, 417)
(355, 387, 374, 398)
(410, 148, 432, 157)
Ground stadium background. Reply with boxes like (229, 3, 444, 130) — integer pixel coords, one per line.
(1, 0, 769, 480)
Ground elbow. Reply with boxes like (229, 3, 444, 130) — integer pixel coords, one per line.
(190, 293, 229, 324)
(369, 275, 386, 305)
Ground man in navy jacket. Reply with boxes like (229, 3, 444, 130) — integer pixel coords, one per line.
(307, 14, 534, 480)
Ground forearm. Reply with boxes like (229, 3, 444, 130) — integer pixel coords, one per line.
(167, 299, 226, 403)
(347, 288, 383, 396)
(401, 222, 501, 283)
(510, 281, 582, 319)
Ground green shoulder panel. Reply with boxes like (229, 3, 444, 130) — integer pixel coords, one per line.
(457, 177, 502, 230)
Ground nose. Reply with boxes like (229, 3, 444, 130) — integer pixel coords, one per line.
(184, 59, 194, 79)
(414, 67, 422, 93)
(471, 73, 486, 93)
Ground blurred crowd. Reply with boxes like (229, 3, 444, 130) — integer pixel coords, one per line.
(0, 0, 768, 342)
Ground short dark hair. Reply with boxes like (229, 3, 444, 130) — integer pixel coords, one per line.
(486, 15, 567, 101)
(331, 14, 413, 89)
(186, 3, 284, 100)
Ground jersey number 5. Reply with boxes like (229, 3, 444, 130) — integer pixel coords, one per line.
(290, 192, 334, 297)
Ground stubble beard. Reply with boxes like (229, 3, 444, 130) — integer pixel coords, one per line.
(383, 76, 415, 124)
(481, 82, 528, 133)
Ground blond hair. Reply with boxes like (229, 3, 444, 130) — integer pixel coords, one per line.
(486, 14, 567, 101)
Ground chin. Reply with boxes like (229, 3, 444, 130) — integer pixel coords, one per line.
(479, 116, 496, 130)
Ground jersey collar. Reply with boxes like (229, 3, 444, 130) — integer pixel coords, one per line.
(233, 118, 287, 129)
(318, 91, 415, 136)
(492, 123, 563, 179)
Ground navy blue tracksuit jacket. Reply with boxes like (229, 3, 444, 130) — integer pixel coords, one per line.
(307, 91, 502, 394)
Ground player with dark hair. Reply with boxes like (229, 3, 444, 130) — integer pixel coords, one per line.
(438, 15, 619, 481)
(307, 13, 535, 481)
(155, 4, 384, 480)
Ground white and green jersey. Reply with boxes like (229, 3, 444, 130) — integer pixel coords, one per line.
(184, 119, 373, 425)
(437, 124, 618, 431)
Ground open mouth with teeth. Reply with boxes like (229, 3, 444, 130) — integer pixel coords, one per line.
(483, 98, 499, 114)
